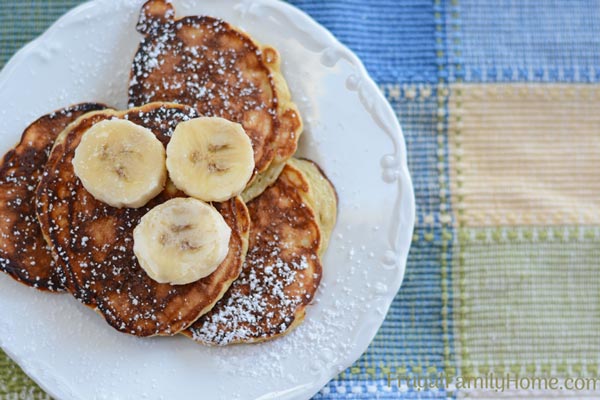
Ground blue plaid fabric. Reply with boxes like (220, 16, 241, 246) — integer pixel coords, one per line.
(292, 0, 440, 84)
(456, 0, 600, 82)
(2, 1, 600, 399)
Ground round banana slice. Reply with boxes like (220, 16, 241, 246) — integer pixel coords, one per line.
(133, 197, 232, 285)
(72, 119, 166, 208)
(166, 117, 255, 202)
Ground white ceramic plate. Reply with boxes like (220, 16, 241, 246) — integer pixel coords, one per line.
(0, 1, 414, 399)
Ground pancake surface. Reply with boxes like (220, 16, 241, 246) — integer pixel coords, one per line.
(186, 160, 337, 345)
(287, 158, 338, 255)
(128, 0, 302, 200)
(36, 103, 250, 336)
(0, 103, 106, 291)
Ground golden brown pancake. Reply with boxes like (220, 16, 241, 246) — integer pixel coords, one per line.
(288, 158, 338, 255)
(185, 162, 327, 345)
(128, 0, 302, 200)
(0, 103, 107, 291)
(36, 103, 250, 336)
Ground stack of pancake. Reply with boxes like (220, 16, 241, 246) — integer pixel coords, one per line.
(0, 0, 336, 344)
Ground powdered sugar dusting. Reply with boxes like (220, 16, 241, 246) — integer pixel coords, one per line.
(0, 103, 105, 291)
(192, 245, 311, 345)
(34, 104, 249, 337)
(127, 4, 298, 173)
(189, 165, 323, 345)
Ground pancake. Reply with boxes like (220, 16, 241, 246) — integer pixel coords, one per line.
(0, 103, 107, 291)
(186, 159, 337, 345)
(128, 0, 302, 201)
(36, 103, 251, 336)
(288, 158, 338, 255)
(240, 160, 285, 203)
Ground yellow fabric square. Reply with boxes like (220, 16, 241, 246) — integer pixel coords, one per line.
(449, 84, 600, 227)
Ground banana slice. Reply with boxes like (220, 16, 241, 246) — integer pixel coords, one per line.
(133, 197, 231, 285)
(72, 119, 166, 208)
(166, 117, 254, 202)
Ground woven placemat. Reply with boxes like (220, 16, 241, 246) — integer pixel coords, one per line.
(2, 1, 600, 399)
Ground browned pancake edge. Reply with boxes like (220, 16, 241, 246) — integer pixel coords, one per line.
(0, 103, 107, 291)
